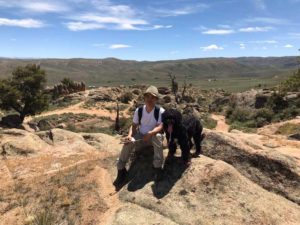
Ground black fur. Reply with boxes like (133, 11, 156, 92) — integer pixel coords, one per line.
(162, 108, 205, 162)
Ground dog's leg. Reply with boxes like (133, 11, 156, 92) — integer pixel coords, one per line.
(178, 134, 191, 165)
(188, 138, 193, 150)
(168, 140, 177, 156)
(194, 122, 204, 157)
(193, 134, 201, 156)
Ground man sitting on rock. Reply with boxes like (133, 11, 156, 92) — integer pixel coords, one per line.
(113, 85, 165, 187)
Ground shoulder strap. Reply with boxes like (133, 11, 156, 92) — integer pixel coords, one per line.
(138, 106, 143, 125)
(154, 106, 160, 122)
(138, 105, 160, 124)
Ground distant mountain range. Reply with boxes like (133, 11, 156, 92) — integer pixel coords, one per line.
(0, 56, 298, 86)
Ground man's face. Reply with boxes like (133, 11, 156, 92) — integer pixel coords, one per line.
(144, 93, 157, 107)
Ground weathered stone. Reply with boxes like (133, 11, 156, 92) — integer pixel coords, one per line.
(158, 87, 171, 95)
(289, 133, 300, 141)
(37, 119, 54, 131)
(0, 114, 22, 128)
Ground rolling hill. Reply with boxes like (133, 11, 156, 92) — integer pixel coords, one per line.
(0, 56, 298, 91)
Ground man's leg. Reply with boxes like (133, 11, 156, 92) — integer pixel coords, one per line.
(116, 133, 144, 170)
(151, 133, 164, 181)
(114, 133, 143, 186)
(116, 142, 135, 170)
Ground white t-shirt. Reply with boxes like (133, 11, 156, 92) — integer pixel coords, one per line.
(133, 105, 165, 135)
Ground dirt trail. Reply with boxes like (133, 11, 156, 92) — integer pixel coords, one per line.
(25, 101, 116, 122)
(211, 114, 229, 132)
(257, 118, 300, 136)
(25, 90, 133, 122)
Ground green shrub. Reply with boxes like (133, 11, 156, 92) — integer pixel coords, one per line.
(254, 108, 274, 127)
(229, 121, 257, 133)
(276, 123, 300, 135)
(279, 106, 300, 120)
(280, 68, 300, 92)
(255, 117, 268, 127)
(120, 92, 133, 104)
(229, 107, 252, 123)
(201, 114, 217, 129)
(266, 92, 288, 112)
(225, 106, 234, 118)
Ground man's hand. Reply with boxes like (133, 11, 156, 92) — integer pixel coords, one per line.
(121, 136, 134, 144)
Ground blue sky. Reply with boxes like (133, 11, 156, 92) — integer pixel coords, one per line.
(0, 0, 299, 60)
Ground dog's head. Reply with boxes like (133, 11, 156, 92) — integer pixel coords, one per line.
(161, 108, 182, 134)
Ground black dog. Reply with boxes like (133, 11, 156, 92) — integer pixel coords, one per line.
(162, 108, 205, 163)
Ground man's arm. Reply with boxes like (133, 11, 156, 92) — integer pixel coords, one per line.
(148, 123, 163, 136)
(128, 123, 138, 138)
(143, 123, 163, 142)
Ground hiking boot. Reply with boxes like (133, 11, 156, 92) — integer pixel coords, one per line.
(113, 168, 127, 186)
(154, 168, 164, 182)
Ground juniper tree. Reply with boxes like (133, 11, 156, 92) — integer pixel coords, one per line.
(0, 64, 49, 122)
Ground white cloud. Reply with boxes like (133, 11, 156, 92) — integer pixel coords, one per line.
(0, 18, 45, 28)
(142, 25, 173, 30)
(153, 4, 209, 17)
(74, 14, 148, 26)
(259, 40, 277, 44)
(67, 13, 172, 31)
(65, 0, 173, 31)
(201, 26, 273, 35)
(284, 44, 294, 48)
(66, 22, 105, 31)
(90, 0, 136, 17)
(239, 26, 273, 32)
(23, 2, 69, 13)
(201, 44, 224, 51)
(240, 43, 246, 49)
(0, 0, 174, 31)
(202, 29, 235, 35)
(109, 44, 131, 49)
(249, 40, 277, 44)
(218, 24, 231, 29)
(67, 14, 134, 30)
(0, 1, 69, 13)
(245, 17, 288, 25)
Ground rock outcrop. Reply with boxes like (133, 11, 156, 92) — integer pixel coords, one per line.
(0, 128, 300, 225)
(203, 130, 300, 204)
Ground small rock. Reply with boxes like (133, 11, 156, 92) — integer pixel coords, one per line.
(263, 142, 280, 148)
(288, 133, 300, 141)
(56, 123, 67, 129)
(230, 129, 242, 134)
(0, 114, 22, 128)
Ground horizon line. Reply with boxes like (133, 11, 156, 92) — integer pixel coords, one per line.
(0, 55, 299, 63)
